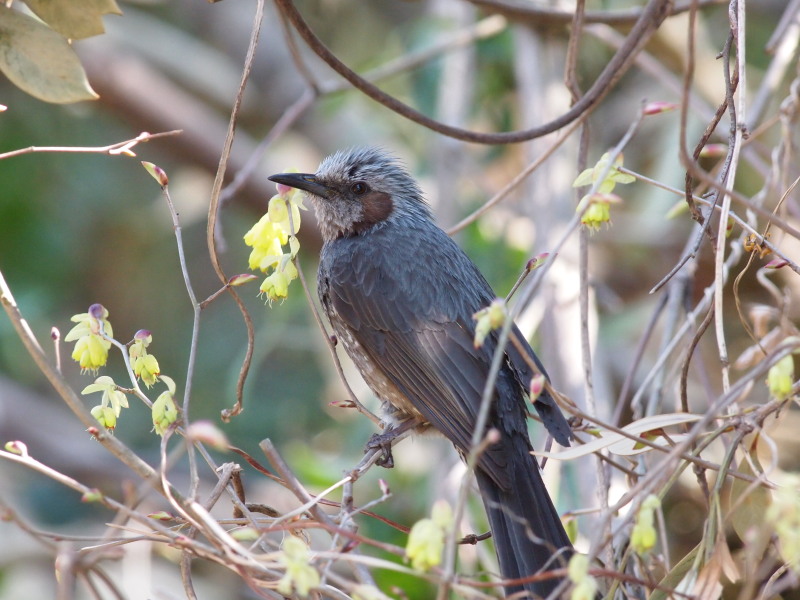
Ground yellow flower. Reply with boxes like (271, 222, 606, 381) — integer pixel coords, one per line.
(406, 500, 452, 571)
(244, 177, 308, 305)
(581, 197, 611, 231)
(152, 375, 179, 436)
(472, 298, 506, 348)
(631, 495, 660, 555)
(767, 355, 795, 401)
(244, 215, 287, 272)
(91, 405, 117, 430)
(573, 152, 636, 194)
(568, 554, 598, 600)
(260, 270, 289, 303)
(133, 354, 161, 387)
(64, 304, 113, 372)
(130, 330, 160, 387)
(71, 334, 110, 371)
(82, 375, 129, 419)
(269, 195, 302, 235)
(277, 537, 320, 598)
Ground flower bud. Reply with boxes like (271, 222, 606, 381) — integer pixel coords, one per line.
(643, 101, 678, 115)
(141, 161, 169, 186)
(529, 374, 546, 403)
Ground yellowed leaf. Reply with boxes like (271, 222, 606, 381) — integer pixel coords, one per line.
(692, 551, 723, 600)
(23, 0, 122, 40)
(649, 544, 698, 600)
(0, 6, 98, 103)
(729, 443, 772, 565)
(534, 413, 702, 461)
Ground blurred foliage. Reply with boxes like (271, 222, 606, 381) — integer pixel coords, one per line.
(0, 0, 798, 598)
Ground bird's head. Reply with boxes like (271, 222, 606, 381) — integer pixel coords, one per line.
(268, 147, 430, 242)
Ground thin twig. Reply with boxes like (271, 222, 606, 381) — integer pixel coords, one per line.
(0, 130, 182, 161)
(207, 0, 266, 421)
(274, 0, 672, 144)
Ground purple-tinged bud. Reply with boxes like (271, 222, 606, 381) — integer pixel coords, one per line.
(81, 489, 103, 503)
(186, 420, 229, 451)
(725, 217, 734, 237)
(699, 144, 727, 158)
(379, 479, 390, 496)
(141, 161, 169, 186)
(765, 258, 788, 269)
(134, 329, 152, 345)
(276, 182, 294, 197)
(51, 327, 60, 341)
(4, 441, 27, 456)
(341, 539, 359, 553)
(529, 374, 545, 402)
(88, 303, 107, 320)
(643, 101, 678, 115)
(526, 253, 549, 271)
(228, 273, 259, 287)
(329, 399, 356, 409)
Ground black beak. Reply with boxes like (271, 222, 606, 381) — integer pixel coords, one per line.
(268, 172, 332, 199)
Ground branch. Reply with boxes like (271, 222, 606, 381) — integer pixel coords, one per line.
(274, 0, 672, 144)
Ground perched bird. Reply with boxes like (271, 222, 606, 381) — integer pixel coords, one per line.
(269, 148, 574, 597)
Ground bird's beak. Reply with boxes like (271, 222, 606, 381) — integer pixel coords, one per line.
(268, 173, 332, 199)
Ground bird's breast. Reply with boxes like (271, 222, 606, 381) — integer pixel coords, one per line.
(319, 280, 426, 427)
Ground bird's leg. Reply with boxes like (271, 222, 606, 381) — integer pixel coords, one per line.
(365, 419, 419, 468)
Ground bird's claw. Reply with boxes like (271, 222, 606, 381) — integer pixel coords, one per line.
(365, 432, 395, 468)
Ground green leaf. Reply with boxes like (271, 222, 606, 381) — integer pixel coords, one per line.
(23, 0, 121, 40)
(0, 6, 98, 103)
(649, 544, 699, 600)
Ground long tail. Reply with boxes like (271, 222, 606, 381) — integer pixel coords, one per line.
(474, 440, 573, 598)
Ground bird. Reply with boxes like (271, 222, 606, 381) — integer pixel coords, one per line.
(269, 147, 574, 598)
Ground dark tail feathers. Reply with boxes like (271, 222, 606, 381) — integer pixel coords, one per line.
(475, 443, 573, 598)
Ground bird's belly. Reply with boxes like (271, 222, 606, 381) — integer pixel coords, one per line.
(331, 321, 426, 428)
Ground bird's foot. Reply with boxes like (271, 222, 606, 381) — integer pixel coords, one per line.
(365, 432, 395, 468)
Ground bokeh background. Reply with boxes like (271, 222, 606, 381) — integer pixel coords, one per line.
(1, 0, 798, 598)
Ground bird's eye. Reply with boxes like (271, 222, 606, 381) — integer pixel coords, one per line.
(351, 182, 368, 195)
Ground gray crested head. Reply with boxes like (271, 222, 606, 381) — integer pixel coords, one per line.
(269, 147, 432, 243)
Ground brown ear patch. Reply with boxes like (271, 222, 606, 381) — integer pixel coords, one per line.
(351, 191, 394, 235)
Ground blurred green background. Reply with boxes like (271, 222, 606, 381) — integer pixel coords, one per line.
(1, 0, 797, 598)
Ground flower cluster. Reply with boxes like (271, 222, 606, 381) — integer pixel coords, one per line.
(630, 494, 661, 556)
(66, 303, 177, 436)
(405, 499, 452, 571)
(472, 298, 507, 349)
(82, 376, 129, 431)
(276, 536, 320, 597)
(64, 303, 113, 372)
(130, 329, 160, 387)
(767, 354, 795, 401)
(568, 553, 598, 600)
(151, 375, 179, 436)
(243, 177, 307, 303)
(573, 152, 635, 231)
